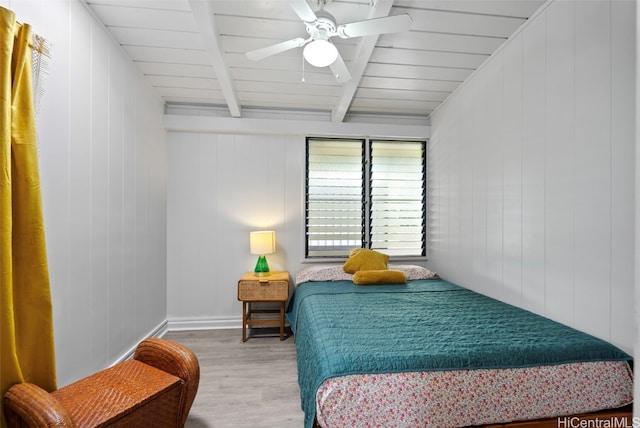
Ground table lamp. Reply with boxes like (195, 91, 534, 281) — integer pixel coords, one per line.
(250, 231, 276, 276)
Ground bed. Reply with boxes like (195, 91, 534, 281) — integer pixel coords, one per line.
(286, 264, 633, 428)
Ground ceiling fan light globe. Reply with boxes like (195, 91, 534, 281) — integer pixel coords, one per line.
(303, 39, 338, 67)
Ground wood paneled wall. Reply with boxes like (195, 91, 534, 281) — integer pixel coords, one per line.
(1, 0, 168, 386)
(429, 0, 635, 354)
(167, 131, 304, 327)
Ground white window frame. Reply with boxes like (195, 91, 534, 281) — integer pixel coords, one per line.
(305, 137, 427, 259)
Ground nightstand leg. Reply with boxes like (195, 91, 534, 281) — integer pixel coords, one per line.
(242, 301, 247, 342)
(279, 302, 285, 341)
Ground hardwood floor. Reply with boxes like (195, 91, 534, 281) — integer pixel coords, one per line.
(163, 328, 304, 428)
(163, 329, 634, 428)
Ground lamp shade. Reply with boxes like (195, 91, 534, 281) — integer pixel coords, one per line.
(303, 39, 338, 67)
(250, 231, 276, 255)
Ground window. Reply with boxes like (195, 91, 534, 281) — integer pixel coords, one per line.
(306, 137, 426, 258)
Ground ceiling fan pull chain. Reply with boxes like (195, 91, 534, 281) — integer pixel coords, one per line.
(301, 54, 305, 83)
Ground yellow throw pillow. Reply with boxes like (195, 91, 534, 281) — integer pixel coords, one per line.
(353, 270, 407, 285)
(343, 249, 389, 273)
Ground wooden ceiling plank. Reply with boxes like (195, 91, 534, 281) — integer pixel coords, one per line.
(88, 3, 195, 31)
(349, 105, 433, 116)
(109, 27, 204, 50)
(227, 52, 315, 72)
(406, 8, 526, 38)
(365, 62, 472, 81)
(394, 0, 545, 19)
(188, 0, 242, 117)
(163, 97, 228, 105)
(86, 0, 191, 11)
(159, 87, 223, 98)
(216, 15, 304, 39)
(202, 0, 296, 20)
(146, 75, 221, 90)
(240, 92, 339, 106)
(371, 46, 488, 69)
(355, 87, 449, 102)
(350, 98, 439, 110)
(135, 62, 217, 79)
(122, 45, 211, 65)
(378, 31, 504, 55)
(235, 81, 342, 97)
(359, 76, 458, 92)
(232, 68, 339, 86)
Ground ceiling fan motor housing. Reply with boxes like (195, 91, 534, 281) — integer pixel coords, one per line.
(306, 10, 337, 38)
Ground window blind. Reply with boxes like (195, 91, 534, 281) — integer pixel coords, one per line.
(369, 140, 426, 256)
(306, 139, 364, 257)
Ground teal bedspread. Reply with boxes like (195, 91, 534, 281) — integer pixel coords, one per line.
(285, 279, 632, 428)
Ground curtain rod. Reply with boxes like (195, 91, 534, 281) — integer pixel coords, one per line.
(13, 23, 51, 56)
(6, 8, 53, 115)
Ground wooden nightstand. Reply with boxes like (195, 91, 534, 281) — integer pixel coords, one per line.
(237, 271, 290, 342)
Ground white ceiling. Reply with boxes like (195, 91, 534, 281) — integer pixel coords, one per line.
(83, 0, 546, 121)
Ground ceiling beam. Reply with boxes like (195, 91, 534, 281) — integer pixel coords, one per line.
(188, 0, 242, 117)
(331, 0, 395, 122)
(165, 113, 430, 139)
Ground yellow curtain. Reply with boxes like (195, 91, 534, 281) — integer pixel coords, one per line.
(0, 7, 57, 427)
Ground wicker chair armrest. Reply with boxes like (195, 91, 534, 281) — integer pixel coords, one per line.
(3, 382, 75, 428)
(133, 338, 200, 427)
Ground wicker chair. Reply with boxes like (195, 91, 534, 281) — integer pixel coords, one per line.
(3, 338, 200, 428)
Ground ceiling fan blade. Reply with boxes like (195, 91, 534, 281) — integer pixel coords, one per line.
(329, 53, 351, 84)
(337, 14, 412, 39)
(288, 0, 317, 23)
(246, 38, 307, 61)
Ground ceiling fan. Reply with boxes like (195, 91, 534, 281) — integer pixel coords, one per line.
(245, 0, 413, 84)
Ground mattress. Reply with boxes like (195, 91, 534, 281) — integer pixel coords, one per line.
(286, 271, 633, 428)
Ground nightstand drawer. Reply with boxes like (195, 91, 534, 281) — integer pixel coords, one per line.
(238, 280, 288, 301)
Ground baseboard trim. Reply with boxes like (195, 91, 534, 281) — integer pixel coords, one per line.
(115, 320, 169, 364)
(115, 316, 255, 364)
(167, 316, 242, 331)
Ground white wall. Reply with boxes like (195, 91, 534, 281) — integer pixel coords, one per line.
(429, 0, 635, 354)
(166, 130, 304, 328)
(1, 0, 168, 386)
(165, 107, 430, 328)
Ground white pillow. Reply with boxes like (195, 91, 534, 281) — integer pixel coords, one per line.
(295, 264, 437, 284)
(388, 264, 438, 280)
(295, 265, 352, 284)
